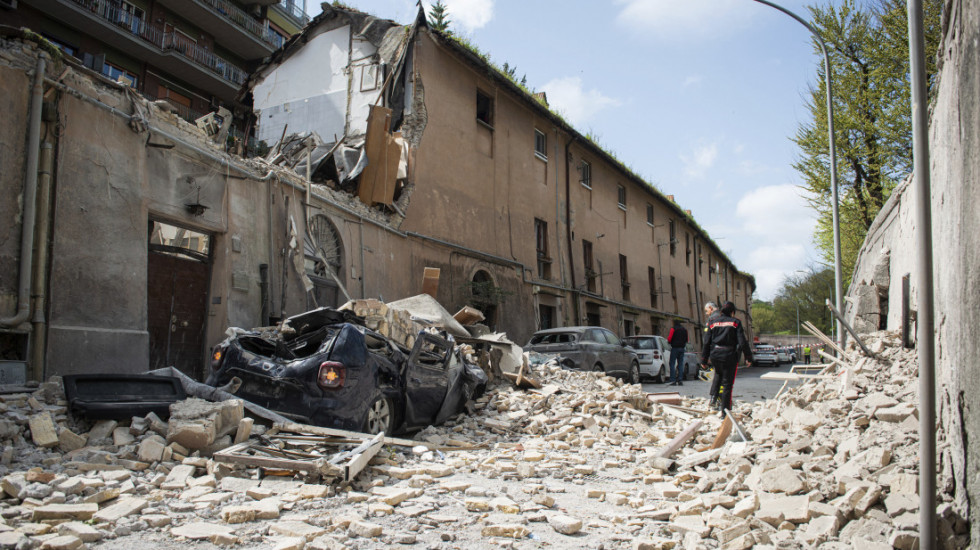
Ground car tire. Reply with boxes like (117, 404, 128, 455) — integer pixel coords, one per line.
(592, 363, 604, 374)
(628, 361, 640, 385)
(655, 364, 667, 384)
(364, 394, 394, 435)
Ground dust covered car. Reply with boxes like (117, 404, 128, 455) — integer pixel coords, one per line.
(205, 308, 487, 434)
(525, 326, 640, 383)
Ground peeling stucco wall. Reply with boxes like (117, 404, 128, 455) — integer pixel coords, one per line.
(845, 0, 979, 543)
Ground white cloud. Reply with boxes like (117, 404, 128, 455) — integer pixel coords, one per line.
(540, 77, 621, 127)
(614, 0, 751, 39)
(680, 143, 718, 179)
(682, 75, 703, 88)
(438, 0, 494, 33)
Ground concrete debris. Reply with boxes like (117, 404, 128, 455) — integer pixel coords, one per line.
(0, 330, 965, 548)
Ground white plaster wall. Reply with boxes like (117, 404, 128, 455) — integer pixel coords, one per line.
(252, 26, 382, 145)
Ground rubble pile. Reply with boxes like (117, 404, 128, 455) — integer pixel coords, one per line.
(0, 330, 964, 549)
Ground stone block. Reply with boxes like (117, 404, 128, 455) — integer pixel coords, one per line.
(28, 412, 59, 448)
(87, 420, 118, 443)
(92, 497, 147, 523)
(38, 535, 83, 550)
(272, 537, 305, 550)
(161, 464, 196, 490)
(721, 533, 755, 550)
(56, 521, 102, 542)
(220, 505, 256, 524)
(81, 487, 119, 504)
(270, 521, 326, 541)
(875, 403, 917, 422)
(137, 436, 167, 463)
(481, 524, 529, 539)
(1, 473, 27, 499)
(349, 520, 383, 538)
(547, 513, 582, 535)
(31, 503, 98, 521)
(112, 427, 134, 446)
(717, 522, 751, 544)
(170, 522, 235, 540)
(668, 515, 710, 537)
(752, 464, 806, 494)
(490, 496, 520, 513)
(167, 398, 243, 450)
(57, 429, 87, 452)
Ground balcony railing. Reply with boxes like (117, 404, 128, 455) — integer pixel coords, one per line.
(276, 0, 309, 25)
(196, 0, 280, 47)
(70, 0, 248, 86)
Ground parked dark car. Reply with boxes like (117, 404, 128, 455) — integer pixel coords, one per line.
(206, 308, 487, 435)
(525, 326, 640, 383)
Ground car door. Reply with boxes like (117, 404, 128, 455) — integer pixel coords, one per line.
(404, 332, 453, 428)
(582, 328, 607, 370)
(601, 328, 629, 374)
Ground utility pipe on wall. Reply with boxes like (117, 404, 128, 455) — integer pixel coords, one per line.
(30, 141, 55, 381)
(907, 1, 936, 547)
(1, 53, 46, 329)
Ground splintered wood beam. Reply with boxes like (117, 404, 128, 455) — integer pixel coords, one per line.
(657, 419, 703, 459)
(711, 416, 733, 449)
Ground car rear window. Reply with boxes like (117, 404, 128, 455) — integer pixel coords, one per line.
(624, 338, 656, 350)
(529, 333, 577, 345)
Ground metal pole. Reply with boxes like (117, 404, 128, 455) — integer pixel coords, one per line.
(907, 1, 936, 547)
(750, 0, 844, 350)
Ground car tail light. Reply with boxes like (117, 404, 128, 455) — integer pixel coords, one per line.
(653, 351, 660, 360)
(317, 361, 346, 389)
(210, 346, 226, 371)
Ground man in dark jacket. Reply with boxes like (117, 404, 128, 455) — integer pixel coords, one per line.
(667, 319, 688, 386)
(701, 301, 753, 416)
(702, 302, 722, 404)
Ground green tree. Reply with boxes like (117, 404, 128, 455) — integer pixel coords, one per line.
(753, 269, 836, 337)
(751, 300, 778, 334)
(794, 0, 942, 284)
(427, 1, 451, 33)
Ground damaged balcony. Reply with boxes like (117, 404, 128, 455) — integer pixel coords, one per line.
(154, 0, 280, 59)
(30, 0, 247, 100)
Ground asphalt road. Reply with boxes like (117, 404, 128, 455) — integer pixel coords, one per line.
(640, 360, 802, 405)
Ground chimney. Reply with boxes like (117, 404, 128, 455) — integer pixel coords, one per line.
(685, 209, 692, 216)
(666, 195, 675, 202)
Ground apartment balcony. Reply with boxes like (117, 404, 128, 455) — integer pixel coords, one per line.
(25, 0, 248, 101)
(155, 0, 279, 59)
(271, 0, 310, 26)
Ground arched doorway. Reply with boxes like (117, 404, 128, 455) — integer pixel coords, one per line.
(469, 270, 499, 328)
(304, 214, 345, 308)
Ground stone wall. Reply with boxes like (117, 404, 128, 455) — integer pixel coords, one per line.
(844, 0, 979, 543)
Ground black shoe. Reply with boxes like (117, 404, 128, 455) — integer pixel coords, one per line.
(677, 381, 683, 386)
(669, 381, 677, 386)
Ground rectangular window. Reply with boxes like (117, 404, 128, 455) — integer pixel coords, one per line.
(670, 276, 678, 312)
(360, 63, 381, 91)
(619, 254, 630, 302)
(648, 267, 657, 308)
(580, 160, 592, 189)
(534, 129, 547, 160)
(583, 240, 596, 293)
(708, 254, 714, 281)
(535, 218, 551, 279)
(102, 62, 138, 88)
(685, 233, 691, 266)
(669, 219, 677, 256)
(646, 203, 654, 226)
(687, 284, 693, 316)
(476, 90, 493, 126)
(698, 243, 703, 275)
(617, 185, 626, 209)
(624, 319, 635, 337)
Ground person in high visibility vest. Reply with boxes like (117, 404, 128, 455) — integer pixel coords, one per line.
(804, 345, 811, 364)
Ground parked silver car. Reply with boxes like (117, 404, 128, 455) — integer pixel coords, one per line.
(753, 344, 779, 367)
(525, 326, 640, 383)
(621, 335, 669, 383)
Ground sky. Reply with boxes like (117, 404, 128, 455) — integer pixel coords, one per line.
(309, 0, 831, 300)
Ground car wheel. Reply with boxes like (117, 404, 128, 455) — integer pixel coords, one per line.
(628, 361, 640, 384)
(364, 395, 393, 435)
(656, 364, 667, 384)
(592, 363, 604, 374)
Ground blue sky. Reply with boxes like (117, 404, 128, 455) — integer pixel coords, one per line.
(310, 0, 831, 300)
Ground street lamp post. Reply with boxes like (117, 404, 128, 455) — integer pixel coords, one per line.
(750, 0, 844, 349)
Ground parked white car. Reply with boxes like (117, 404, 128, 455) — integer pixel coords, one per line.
(622, 335, 670, 383)
(753, 344, 779, 367)
(775, 347, 792, 365)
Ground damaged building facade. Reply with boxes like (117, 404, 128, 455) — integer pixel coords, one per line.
(0, 4, 753, 386)
(243, 6, 756, 346)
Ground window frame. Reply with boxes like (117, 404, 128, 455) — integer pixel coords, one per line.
(648, 267, 657, 308)
(534, 218, 551, 279)
(580, 160, 592, 189)
(534, 129, 548, 161)
(646, 203, 654, 226)
(617, 184, 626, 210)
(476, 89, 494, 128)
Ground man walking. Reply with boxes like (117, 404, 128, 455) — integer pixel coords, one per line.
(701, 301, 753, 416)
(702, 302, 722, 404)
(804, 345, 811, 365)
(667, 319, 688, 386)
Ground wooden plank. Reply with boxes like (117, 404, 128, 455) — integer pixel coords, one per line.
(234, 418, 253, 445)
(711, 416, 733, 449)
(421, 267, 440, 297)
(345, 433, 384, 481)
(724, 410, 749, 442)
(760, 372, 836, 381)
(370, 131, 402, 206)
(657, 420, 703, 459)
(453, 306, 485, 326)
(358, 105, 392, 205)
(275, 422, 474, 450)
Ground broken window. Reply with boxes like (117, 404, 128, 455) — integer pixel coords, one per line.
(534, 129, 547, 160)
(535, 218, 551, 279)
(102, 61, 138, 88)
(646, 203, 654, 226)
(648, 267, 657, 308)
(617, 185, 626, 210)
(620, 254, 630, 302)
(583, 240, 596, 293)
(476, 90, 493, 127)
(148, 220, 211, 261)
(580, 160, 592, 189)
(669, 219, 677, 256)
(360, 63, 381, 92)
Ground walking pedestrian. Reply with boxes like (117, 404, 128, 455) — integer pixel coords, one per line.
(701, 301, 753, 416)
(702, 302, 722, 405)
(667, 319, 688, 386)
(804, 345, 811, 365)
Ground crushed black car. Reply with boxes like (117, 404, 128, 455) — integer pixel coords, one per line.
(205, 307, 487, 435)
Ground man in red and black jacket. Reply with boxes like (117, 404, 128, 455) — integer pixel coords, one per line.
(666, 319, 688, 386)
(700, 301, 753, 416)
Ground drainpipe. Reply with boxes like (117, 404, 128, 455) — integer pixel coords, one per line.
(29, 141, 55, 381)
(564, 135, 579, 324)
(1, 54, 46, 329)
